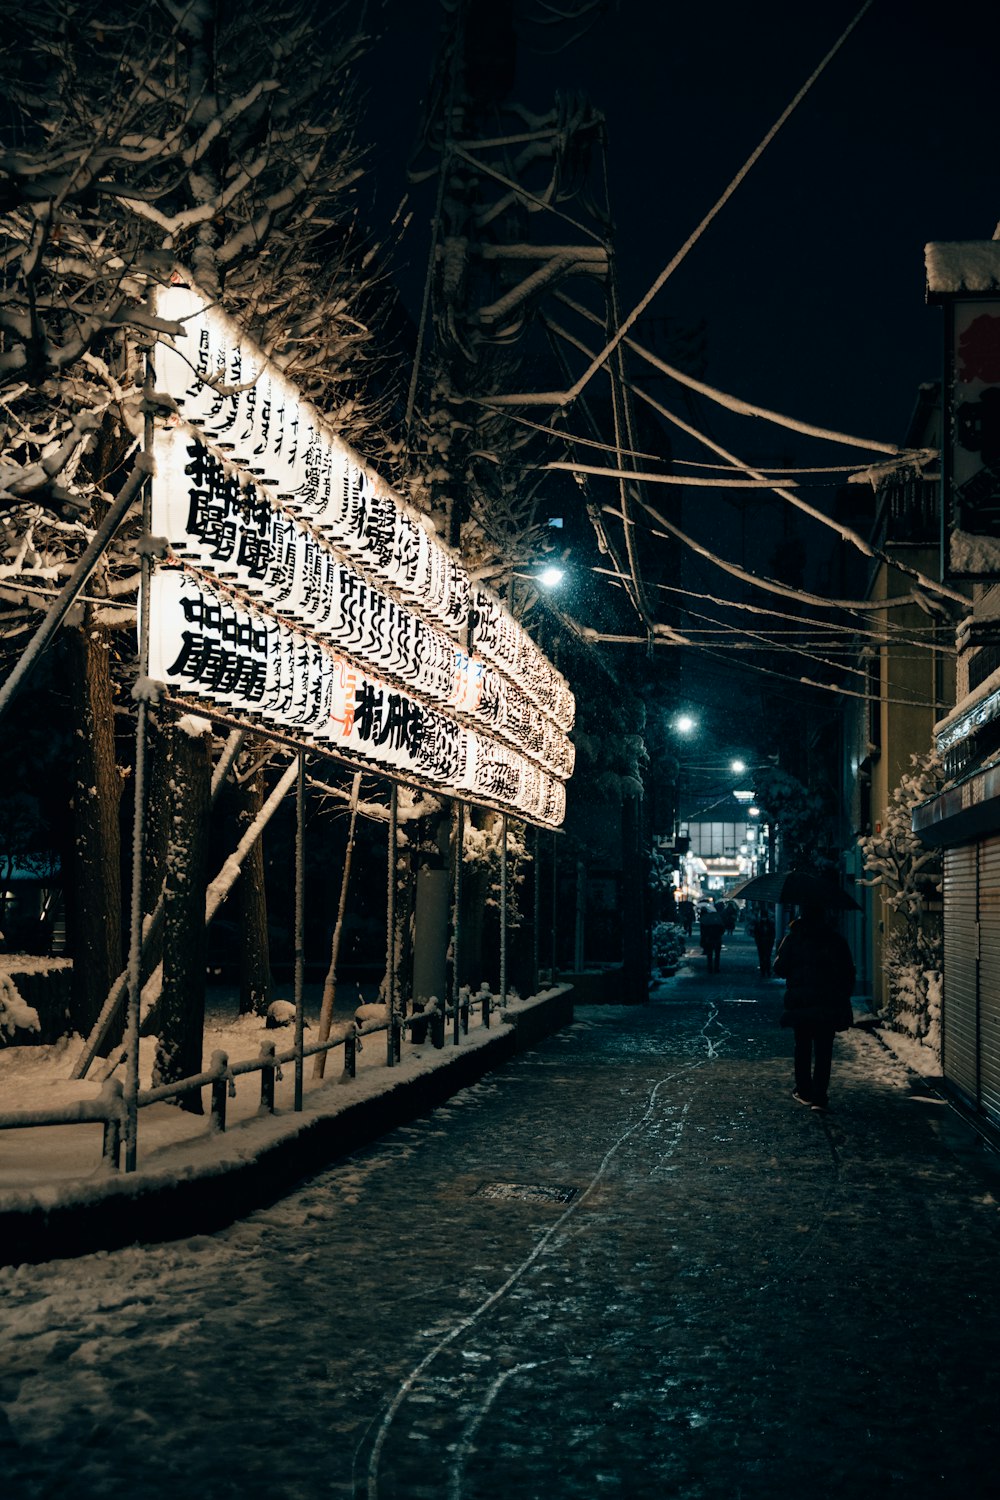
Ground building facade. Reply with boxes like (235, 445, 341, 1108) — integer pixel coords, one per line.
(843, 388, 956, 1013)
(912, 241, 1000, 1128)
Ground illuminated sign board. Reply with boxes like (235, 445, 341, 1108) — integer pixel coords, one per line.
(148, 286, 573, 824)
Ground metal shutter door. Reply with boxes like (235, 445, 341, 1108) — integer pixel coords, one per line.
(943, 843, 979, 1106)
(978, 837, 1000, 1124)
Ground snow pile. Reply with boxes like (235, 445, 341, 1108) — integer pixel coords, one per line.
(925, 968, 943, 1058)
(265, 1000, 298, 1029)
(950, 529, 1000, 577)
(885, 961, 942, 1060)
(652, 922, 686, 972)
(873, 1023, 942, 1085)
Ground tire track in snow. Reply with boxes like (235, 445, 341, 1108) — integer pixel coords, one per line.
(356, 1000, 730, 1500)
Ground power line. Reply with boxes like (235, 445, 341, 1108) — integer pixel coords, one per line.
(561, 0, 877, 406)
(544, 308, 967, 610)
(646, 579, 955, 652)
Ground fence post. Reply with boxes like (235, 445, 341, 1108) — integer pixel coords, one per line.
(386, 781, 398, 1068)
(123, 345, 157, 1175)
(453, 801, 464, 1045)
(482, 990, 492, 1029)
(500, 811, 508, 1012)
(294, 751, 306, 1111)
(431, 1002, 445, 1049)
(533, 823, 541, 994)
(343, 1029, 357, 1079)
(210, 1050, 229, 1132)
(551, 828, 558, 983)
(259, 1040, 276, 1113)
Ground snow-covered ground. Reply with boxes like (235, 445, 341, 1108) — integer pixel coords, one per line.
(0, 943, 949, 1227)
(0, 982, 565, 1215)
(870, 1024, 942, 1087)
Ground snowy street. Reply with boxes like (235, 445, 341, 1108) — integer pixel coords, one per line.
(2, 931, 1000, 1499)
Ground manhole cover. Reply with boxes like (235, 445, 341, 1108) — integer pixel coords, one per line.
(473, 1181, 578, 1205)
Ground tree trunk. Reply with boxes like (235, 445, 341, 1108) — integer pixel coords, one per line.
(506, 829, 537, 999)
(139, 711, 171, 991)
(155, 718, 212, 1112)
(139, 756, 299, 1035)
(64, 610, 122, 1037)
(235, 743, 272, 1015)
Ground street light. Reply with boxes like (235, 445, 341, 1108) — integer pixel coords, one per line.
(537, 565, 565, 587)
(675, 714, 697, 735)
(731, 759, 746, 774)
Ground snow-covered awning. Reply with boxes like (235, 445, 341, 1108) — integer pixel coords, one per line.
(925, 241, 1000, 297)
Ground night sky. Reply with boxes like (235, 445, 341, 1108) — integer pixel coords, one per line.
(361, 0, 999, 453)
(356, 0, 998, 757)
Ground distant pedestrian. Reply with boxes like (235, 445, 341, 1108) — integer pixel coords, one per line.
(677, 898, 695, 937)
(772, 903, 855, 1112)
(699, 901, 725, 973)
(750, 903, 776, 977)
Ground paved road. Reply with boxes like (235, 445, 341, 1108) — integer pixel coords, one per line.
(2, 929, 1000, 1499)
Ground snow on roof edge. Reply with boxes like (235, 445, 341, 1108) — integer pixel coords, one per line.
(925, 241, 1000, 295)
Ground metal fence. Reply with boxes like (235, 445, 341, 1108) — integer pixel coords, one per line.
(0, 986, 499, 1173)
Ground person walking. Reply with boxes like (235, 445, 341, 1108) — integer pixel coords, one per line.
(750, 903, 776, 977)
(772, 902, 854, 1112)
(699, 900, 725, 973)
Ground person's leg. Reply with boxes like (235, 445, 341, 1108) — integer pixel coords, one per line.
(811, 1028, 834, 1106)
(792, 1027, 812, 1098)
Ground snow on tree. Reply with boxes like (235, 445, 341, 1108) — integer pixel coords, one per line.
(1, 0, 389, 546)
(0, 0, 397, 1042)
(0, 970, 40, 1041)
(752, 765, 832, 874)
(858, 749, 944, 1051)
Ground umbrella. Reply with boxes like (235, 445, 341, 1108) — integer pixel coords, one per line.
(728, 870, 861, 911)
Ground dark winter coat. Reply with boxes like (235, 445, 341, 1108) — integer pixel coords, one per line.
(772, 915, 855, 1032)
(751, 914, 775, 947)
(699, 906, 725, 952)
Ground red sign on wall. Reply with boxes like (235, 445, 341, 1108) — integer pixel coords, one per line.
(950, 302, 1000, 568)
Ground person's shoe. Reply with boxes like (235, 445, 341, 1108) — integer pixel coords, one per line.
(810, 1098, 829, 1113)
(792, 1089, 812, 1105)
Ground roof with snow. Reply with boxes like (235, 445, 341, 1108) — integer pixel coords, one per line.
(925, 241, 1000, 296)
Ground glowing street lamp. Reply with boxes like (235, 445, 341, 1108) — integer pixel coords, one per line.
(537, 565, 565, 587)
(731, 758, 746, 773)
(675, 714, 697, 734)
